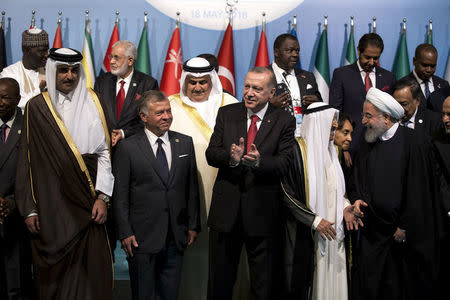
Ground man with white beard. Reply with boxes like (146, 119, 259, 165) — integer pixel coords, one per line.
(95, 40, 158, 147)
(348, 88, 441, 300)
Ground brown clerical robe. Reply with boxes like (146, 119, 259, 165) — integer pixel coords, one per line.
(15, 93, 113, 300)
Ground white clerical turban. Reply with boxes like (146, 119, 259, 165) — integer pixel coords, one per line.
(366, 87, 404, 120)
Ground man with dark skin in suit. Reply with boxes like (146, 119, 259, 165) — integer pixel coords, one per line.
(0, 77, 34, 300)
(0, 79, 20, 222)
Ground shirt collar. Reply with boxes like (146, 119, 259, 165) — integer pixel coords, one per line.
(117, 68, 134, 85)
(0, 109, 17, 128)
(145, 127, 170, 146)
(408, 106, 419, 124)
(247, 102, 269, 121)
(56, 90, 75, 104)
(380, 122, 399, 141)
(272, 62, 295, 76)
(412, 69, 433, 85)
(357, 59, 376, 75)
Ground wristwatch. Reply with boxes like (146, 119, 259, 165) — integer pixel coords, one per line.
(98, 194, 110, 204)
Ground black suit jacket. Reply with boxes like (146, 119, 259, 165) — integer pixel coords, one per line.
(113, 130, 200, 253)
(206, 102, 295, 236)
(329, 62, 396, 152)
(268, 65, 322, 102)
(0, 108, 23, 239)
(94, 70, 158, 138)
(413, 106, 443, 137)
(404, 72, 449, 111)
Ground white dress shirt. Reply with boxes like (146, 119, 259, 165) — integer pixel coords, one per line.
(247, 102, 269, 130)
(0, 110, 16, 141)
(413, 69, 435, 96)
(115, 69, 134, 97)
(144, 128, 172, 170)
(380, 122, 399, 141)
(357, 60, 376, 88)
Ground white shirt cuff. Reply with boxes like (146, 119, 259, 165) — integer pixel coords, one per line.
(312, 216, 322, 230)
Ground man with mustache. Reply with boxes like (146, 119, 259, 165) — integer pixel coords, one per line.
(167, 57, 238, 299)
(206, 67, 295, 300)
(95, 40, 158, 147)
(15, 48, 114, 300)
(0, 28, 49, 110)
(348, 88, 440, 300)
(329, 33, 395, 169)
(401, 44, 449, 112)
(113, 90, 200, 300)
(268, 33, 321, 137)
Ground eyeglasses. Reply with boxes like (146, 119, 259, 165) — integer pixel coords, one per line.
(109, 54, 125, 61)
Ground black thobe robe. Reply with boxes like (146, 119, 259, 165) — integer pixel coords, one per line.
(15, 93, 113, 300)
(432, 130, 450, 299)
(280, 139, 315, 300)
(349, 126, 440, 300)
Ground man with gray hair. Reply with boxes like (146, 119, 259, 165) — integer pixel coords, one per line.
(95, 40, 158, 147)
(113, 90, 200, 300)
(0, 28, 49, 110)
(348, 87, 440, 300)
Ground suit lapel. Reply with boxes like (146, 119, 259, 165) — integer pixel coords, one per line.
(135, 130, 168, 186)
(0, 109, 22, 169)
(120, 72, 139, 121)
(108, 74, 119, 124)
(167, 131, 179, 186)
(295, 69, 307, 97)
(237, 103, 248, 145)
(415, 107, 425, 129)
(253, 104, 275, 148)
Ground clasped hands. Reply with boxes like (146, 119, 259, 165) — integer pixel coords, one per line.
(230, 137, 260, 168)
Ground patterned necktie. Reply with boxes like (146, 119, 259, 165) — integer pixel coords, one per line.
(282, 72, 295, 116)
(116, 80, 126, 120)
(156, 138, 169, 182)
(424, 80, 430, 99)
(364, 72, 372, 92)
(0, 123, 8, 143)
(247, 115, 259, 153)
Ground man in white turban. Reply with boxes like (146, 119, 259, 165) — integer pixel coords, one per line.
(15, 48, 114, 300)
(348, 87, 441, 300)
(281, 102, 355, 300)
(168, 57, 238, 299)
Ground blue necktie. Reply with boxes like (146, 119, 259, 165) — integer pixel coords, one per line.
(156, 138, 169, 182)
(424, 80, 430, 99)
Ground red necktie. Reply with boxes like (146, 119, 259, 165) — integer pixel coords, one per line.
(364, 72, 372, 92)
(247, 115, 259, 153)
(116, 80, 126, 119)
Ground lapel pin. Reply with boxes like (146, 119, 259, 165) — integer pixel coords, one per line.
(301, 75, 306, 78)
(175, 138, 179, 143)
(18, 130, 21, 134)
(267, 119, 271, 124)
(437, 83, 441, 89)
(132, 83, 137, 87)
(418, 119, 423, 124)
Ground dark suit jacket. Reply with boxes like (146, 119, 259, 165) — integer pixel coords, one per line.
(94, 70, 158, 138)
(329, 62, 396, 152)
(113, 130, 200, 253)
(268, 65, 322, 102)
(404, 72, 449, 111)
(206, 102, 295, 236)
(413, 106, 443, 137)
(0, 108, 23, 239)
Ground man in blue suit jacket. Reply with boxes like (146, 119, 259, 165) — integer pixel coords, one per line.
(113, 90, 200, 300)
(330, 33, 396, 159)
